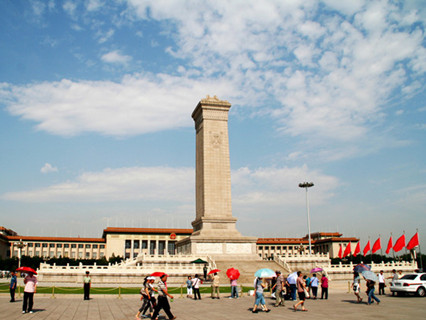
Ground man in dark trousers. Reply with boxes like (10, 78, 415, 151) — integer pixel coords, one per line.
(83, 271, 91, 300)
(10, 271, 17, 302)
(152, 274, 176, 320)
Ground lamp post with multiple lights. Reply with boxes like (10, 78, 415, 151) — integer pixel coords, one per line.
(299, 182, 314, 255)
(14, 239, 27, 269)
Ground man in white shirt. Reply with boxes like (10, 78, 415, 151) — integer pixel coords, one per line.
(378, 270, 385, 295)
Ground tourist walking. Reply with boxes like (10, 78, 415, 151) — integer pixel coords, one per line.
(252, 277, 271, 313)
(305, 274, 311, 296)
(185, 276, 193, 298)
(136, 276, 156, 319)
(321, 274, 329, 299)
(192, 274, 202, 300)
(351, 272, 363, 303)
(22, 271, 37, 314)
(378, 270, 385, 295)
(211, 272, 220, 299)
(310, 273, 319, 299)
(151, 274, 176, 320)
(366, 279, 380, 305)
(388, 269, 398, 296)
(9, 271, 17, 302)
(293, 271, 308, 312)
(230, 278, 239, 299)
(287, 273, 297, 301)
(83, 271, 91, 300)
(272, 271, 286, 307)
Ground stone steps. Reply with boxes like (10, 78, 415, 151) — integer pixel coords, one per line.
(212, 259, 291, 285)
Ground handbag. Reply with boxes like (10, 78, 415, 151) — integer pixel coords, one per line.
(304, 288, 310, 298)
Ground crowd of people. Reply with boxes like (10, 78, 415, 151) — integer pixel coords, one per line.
(7, 267, 410, 319)
(351, 269, 404, 305)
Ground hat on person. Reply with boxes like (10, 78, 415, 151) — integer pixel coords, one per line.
(147, 276, 156, 280)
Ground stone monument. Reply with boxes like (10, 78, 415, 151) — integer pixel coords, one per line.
(177, 96, 258, 259)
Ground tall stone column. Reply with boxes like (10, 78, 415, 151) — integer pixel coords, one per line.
(177, 96, 257, 259)
(191, 95, 240, 237)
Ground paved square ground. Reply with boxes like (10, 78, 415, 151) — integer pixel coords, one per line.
(1, 292, 425, 320)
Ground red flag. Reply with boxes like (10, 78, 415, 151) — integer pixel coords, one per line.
(372, 238, 381, 254)
(393, 234, 406, 252)
(338, 244, 343, 259)
(406, 233, 419, 250)
(386, 237, 393, 254)
(363, 241, 371, 256)
(353, 242, 361, 257)
(343, 242, 351, 258)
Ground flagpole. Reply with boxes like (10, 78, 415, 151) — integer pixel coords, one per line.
(380, 234, 383, 257)
(369, 236, 372, 264)
(417, 229, 423, 271)
(391, 232, 395, 260)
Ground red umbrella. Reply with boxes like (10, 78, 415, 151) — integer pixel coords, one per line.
(208, 269, 221, 275)
(226, 268, 240, 280)
(150, 272, 166, 277)
(16, 266, 37, 275)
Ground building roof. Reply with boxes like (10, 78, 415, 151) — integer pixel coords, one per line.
(314, 237, 359, 243)
(257, 238, 310, 245)
(0, 226, 18, 236)
(257, 235, 359, 245)
(7, 235, 105, 243)
(102, 227, 193, 238)
(303, 232, 343, 239)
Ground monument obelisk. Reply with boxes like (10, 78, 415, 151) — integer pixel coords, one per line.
(177, 96, 258, 258)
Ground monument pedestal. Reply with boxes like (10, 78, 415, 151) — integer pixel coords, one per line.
(177, 235, 259, 260)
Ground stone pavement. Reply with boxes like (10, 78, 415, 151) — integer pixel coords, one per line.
(1, 291, 425, 320)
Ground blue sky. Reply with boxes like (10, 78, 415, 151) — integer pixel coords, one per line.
(0, 0, 425, 251)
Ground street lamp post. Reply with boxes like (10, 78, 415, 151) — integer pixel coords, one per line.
(14, 239, 27, 269)
(299, 182, 314, 255)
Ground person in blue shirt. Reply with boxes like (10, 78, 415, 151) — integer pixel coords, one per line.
(10, 271, 17, 302)
(310, 274, 319, 299)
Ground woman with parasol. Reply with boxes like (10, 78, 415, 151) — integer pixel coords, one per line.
(17, 267, 38, 314)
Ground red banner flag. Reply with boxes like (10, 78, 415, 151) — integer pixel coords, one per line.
(363, 241, 371, 256)
(343, 242, 352, 258)
(393, 234, 406, 252)
(353, 242, 361, 257)
(406, 233, 419, 250)
(372, 238, 381, 254)
(338, 244, 343, 259)
(386, 236, 393, 254)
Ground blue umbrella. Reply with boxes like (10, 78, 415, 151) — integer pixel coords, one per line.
(362, 270, 378, 282)
(254, 268, 276, 278)
(353, 263, 371, 273)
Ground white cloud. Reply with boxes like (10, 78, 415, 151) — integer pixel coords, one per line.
(232, 165, 339, 207)
(1, 165, 339, 219)
(2, 0, 425, 150)
(101, 50, 131, 64)
(63, 0, 77, 18)
(2, 167, 194, 203)
(98, 29, 115, 44)
(0, 75, 237, 137)
(86, 0, 103, 11)
(40, 163, 58, 174)
(31, 0, 46, 16)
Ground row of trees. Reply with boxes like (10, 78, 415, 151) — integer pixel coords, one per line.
(0, 254, 124, 272)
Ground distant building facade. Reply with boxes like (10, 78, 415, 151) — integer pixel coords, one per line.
(1, 226, 358, 260)
(257, 232, 359, 259)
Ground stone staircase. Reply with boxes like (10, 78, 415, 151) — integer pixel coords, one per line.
(213, 259, 291, 285)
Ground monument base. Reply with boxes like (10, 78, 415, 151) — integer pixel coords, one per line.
(176, 235, 260, 260)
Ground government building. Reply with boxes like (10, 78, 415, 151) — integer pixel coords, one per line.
(1, 226, 358, 260)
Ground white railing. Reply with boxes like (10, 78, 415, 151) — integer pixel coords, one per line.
(321, 260, 417, 273)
